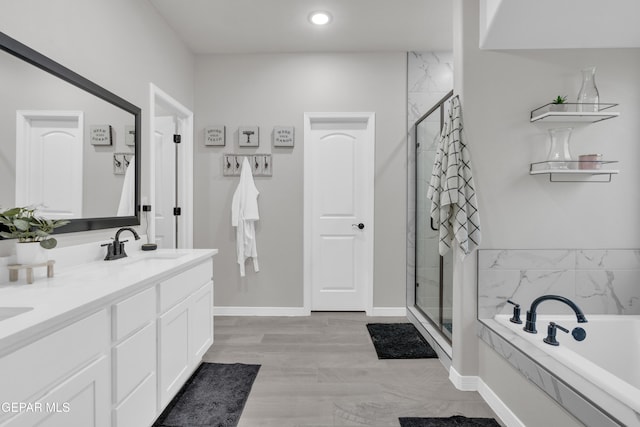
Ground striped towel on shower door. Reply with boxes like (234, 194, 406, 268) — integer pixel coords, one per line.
(427, 95, 481, 259)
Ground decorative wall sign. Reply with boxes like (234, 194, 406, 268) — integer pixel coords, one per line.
(124, 125, 135, 146)
(205, 125, 226, 146)
(90, 125, 112, 146)
(273, 126, 295, 147)
(113, 152, 133, 175)
(238, 126, 259, 147)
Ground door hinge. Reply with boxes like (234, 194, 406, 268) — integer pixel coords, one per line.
(173, 207, 181, 216)
(173, 134, 181, 144)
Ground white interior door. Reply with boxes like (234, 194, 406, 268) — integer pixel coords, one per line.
(154, 116, 176, 249)
(16, 111, 83, 219)
(304, 113, 375, 312)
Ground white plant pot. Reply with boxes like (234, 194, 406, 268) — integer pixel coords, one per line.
(550, 104, 568, 112)
(15, 242, 47, 265)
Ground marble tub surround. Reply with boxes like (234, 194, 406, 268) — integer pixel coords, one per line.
(478, 249, 640, 319)
(0, 247, 217, 352)
(477, 248, 640, 427)
(479, 319, 635, 427)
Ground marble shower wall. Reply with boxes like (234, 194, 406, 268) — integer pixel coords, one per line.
(408, 51, 454, 125)
(478, 249, 640, 318)
(406, 51, 453, 307)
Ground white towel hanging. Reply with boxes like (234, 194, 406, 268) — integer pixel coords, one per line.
(231, 157, 260, 276)
(427, 95, 481, 259)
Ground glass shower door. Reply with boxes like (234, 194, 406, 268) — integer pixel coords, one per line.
(414, 90, 454, 342)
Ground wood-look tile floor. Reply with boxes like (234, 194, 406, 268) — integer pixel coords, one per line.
(203, 312, 500, 427)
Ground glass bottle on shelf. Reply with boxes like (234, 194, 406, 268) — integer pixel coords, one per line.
(576, 66, 599, 112)
(546, 128, 573, 170)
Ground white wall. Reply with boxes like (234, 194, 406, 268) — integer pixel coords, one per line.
(194, 53, 407, 310)
(455, 0, 640, 422)
(0, 0, 195, 255)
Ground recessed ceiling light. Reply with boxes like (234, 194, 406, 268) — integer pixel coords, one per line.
(309, 11, 332, 26)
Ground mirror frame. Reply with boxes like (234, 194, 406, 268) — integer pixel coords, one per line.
(0, 31, 140, 234)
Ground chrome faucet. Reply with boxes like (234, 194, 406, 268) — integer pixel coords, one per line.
(523, 295, 588, 334)
(102, 227, 140, 261)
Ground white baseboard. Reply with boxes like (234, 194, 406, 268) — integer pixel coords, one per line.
(448, 367, 524, 427)
(477, 378, 526, 427)
(214, 306, 406, 317)
(370, 307, 407, 317)
(214, 306, 309, 316)
(448, 366, 479, 391)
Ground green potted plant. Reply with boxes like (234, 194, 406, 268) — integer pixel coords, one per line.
(550, 95, 568, 112)
(0, 207, 69, 265)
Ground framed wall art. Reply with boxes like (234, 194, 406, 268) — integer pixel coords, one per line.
(90, 125, 112, 146)
(124, 125, 135, 146)
(238, 126, 259, 147)
(273, 126, 294, 147)
(205, 125, 226, 146)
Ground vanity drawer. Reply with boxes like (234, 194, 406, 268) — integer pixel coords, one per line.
(113, 286, 156, 341)
(159, 261, 211, 313)
(0, 309, 108, 408)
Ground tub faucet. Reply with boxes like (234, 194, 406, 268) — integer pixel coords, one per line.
(523, 295, 588, 334)
(102, 227, 140, 261)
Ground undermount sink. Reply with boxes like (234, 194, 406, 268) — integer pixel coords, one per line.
(137, 253, 185, 260)
(123, 253, 186, 266)
(0, 307, 34, 322)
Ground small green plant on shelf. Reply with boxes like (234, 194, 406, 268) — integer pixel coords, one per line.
(552, 95, 568, 104)
(550, 95, 568, 111)
(0, 206, 69, 249)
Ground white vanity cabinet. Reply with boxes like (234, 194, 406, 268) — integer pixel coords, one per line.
(0, 250, 216, 427)
(0, 310, 111, 427)
(158, 262, 213, 408)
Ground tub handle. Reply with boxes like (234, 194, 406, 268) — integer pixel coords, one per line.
(506, 300, 522, 324)
(543, 322, 569, 346)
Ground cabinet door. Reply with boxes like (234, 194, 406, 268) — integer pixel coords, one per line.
(158, 297, 190, 408)
(113, 322, 156, 427)
(3, 356, 109, 427)
(190, 281, 213, 362)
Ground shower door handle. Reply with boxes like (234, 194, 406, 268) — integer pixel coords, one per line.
(430, 218, 438, 231)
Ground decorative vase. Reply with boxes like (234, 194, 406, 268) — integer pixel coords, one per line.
(15, 242, 47, 265)
(546, 128, 573, 170)
(576, 66, 599, 112)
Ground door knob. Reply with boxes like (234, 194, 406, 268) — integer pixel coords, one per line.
(352, 223, 365, 230)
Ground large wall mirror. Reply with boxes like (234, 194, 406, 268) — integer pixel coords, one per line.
(0, 31, 140, 235)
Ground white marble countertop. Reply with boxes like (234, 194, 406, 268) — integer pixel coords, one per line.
(0, 248, 217, 354)
(480, 316, 638, 427)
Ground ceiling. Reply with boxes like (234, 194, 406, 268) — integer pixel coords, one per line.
(149, 0, 453, 54)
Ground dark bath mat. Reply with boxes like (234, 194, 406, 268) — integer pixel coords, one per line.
(399, 415, 501, 427)
(366, 323, 437, 359)
(153, 362, 260, 427)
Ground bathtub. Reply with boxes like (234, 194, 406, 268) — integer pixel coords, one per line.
(495, 314, 640, 422)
